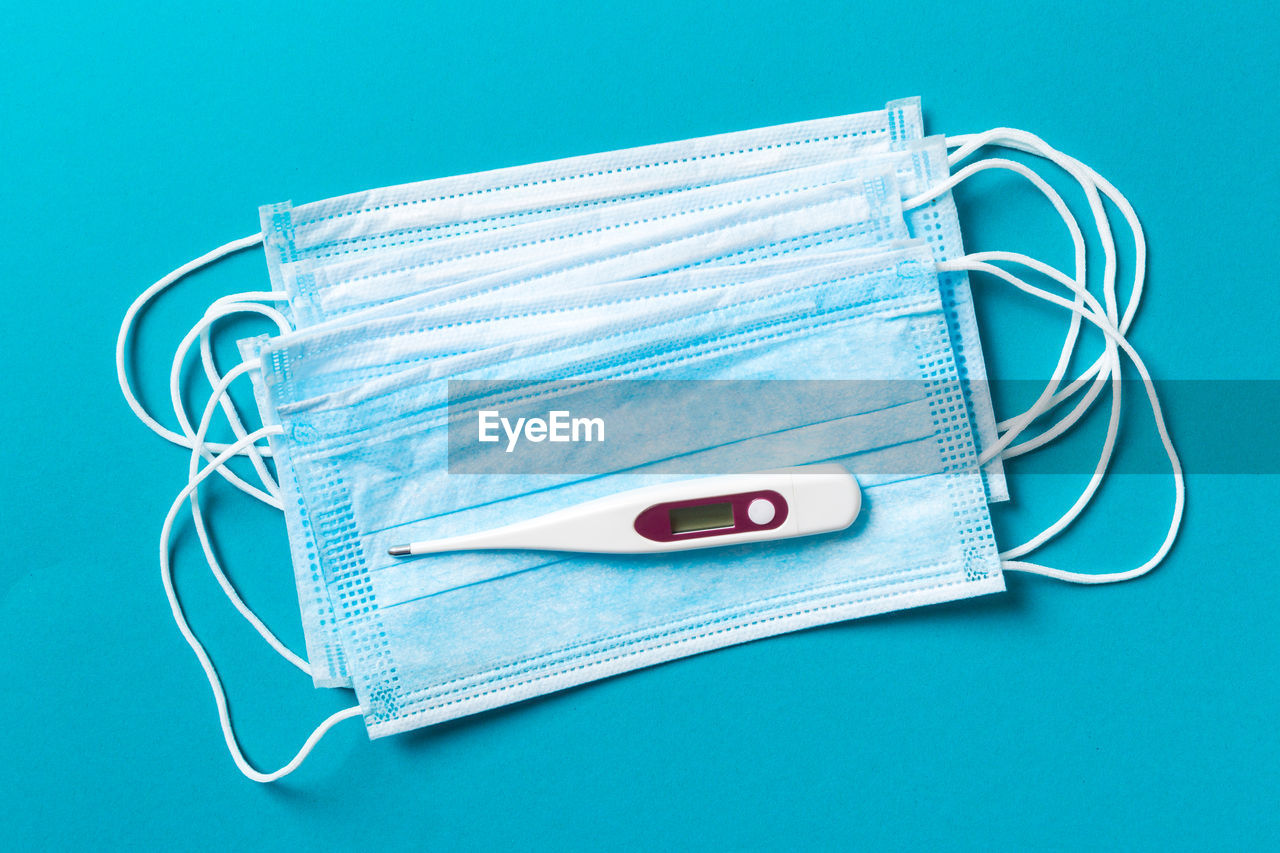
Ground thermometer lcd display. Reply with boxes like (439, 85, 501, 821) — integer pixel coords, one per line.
(668, 502, 734, 534)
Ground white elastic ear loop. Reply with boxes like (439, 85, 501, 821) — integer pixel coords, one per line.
(188, 292, 292, 502)
(188, 359, 309, 674)
(948, 130, 1121, 323)
(199, 290, 289, 458)
(117, 233, 264, 448)
(923, 144, 1120, 461)
(162, 426, 362, 783)
(170, 300, 291, 507)
(948, 129, 1145, 457)
(940, 256, 1183, 583)
(198, 314, 283, 502)
(952, 252, 1121, 557)
(173, 295, 290, 450)
(903, 157, 1093, 461)
(950, 132, 1124, 460)
(948, 129, 1140, 330)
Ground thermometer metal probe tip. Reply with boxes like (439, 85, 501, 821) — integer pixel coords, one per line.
(387, 544, 412, 556)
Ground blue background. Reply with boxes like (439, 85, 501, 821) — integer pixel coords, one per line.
(2, 1, 1276, 849)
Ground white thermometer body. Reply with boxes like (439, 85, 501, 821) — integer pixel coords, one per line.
(389, 463, 861, 557)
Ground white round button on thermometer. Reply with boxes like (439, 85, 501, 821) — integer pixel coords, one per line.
(389, 463, 861, 557)
(747, 498, 776, 525)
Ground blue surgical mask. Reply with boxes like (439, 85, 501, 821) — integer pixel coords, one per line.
(259, 98, 923, 286)
(245, 244, 1002, 734)
(244, 246, 925, 686)
(267, 134, 1008, 491)
(268, 136, 1005, 500)
(272, 161, 907, 326)
(124, 101, 1183, 785)
(240, 141, 995, 686)
(242, 170, 917, 687)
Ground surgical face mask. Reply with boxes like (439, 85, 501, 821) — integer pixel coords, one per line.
(274, 160, 910, 326)
(122, 100, 1184, 785)
(268, 137, 943, 324)
(259, 98, 923, 286)
(245, 245, 1003, 736)
(243, 247, 932, 686)
(266, 135, 1003, 500)
(266, 136, 1004, 501)
(202, 167, 931, 692)
(213, 149, 993, 692)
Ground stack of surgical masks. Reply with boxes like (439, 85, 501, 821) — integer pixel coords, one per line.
(117, 97, 1183, 782)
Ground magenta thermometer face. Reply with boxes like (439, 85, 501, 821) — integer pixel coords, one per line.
(632, 490, 789, 543)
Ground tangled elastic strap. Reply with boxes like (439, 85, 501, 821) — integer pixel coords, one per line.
(116, 128, 1183, 782)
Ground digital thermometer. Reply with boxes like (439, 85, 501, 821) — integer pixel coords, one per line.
(388, 463, 861, 557)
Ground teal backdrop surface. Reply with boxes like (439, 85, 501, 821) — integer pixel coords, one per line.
(1, 1, 1276, 849)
